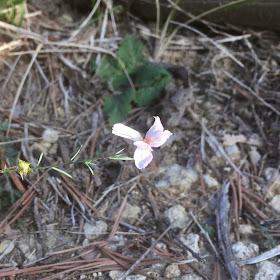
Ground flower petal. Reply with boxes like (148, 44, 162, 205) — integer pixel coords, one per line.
(112, 123, 143, 142)
(133, 141, 153, 169)
(145, 116, 172, 147)
(146, 116, 164, 136)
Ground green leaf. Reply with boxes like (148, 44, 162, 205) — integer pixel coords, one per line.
(0, 120, 8, 131)
(71, 145, 83, 161)
(111, 74, 130, 92)
(97, 56, 122, 83)
(109, 154, 133, 160)
(51, 167, 72, 178)
(103, 88, 135, 125)
(37, 153, 43, 167)
(117, 34, 145, 73)
(1, 136, 18, 166)
(115, 148, 125, 155)
(85, 162, 94, 175)
(133, 64, 171, 106)
(110, 155, 133, 161)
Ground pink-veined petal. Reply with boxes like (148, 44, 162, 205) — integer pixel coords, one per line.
(112, 123, 143, 141)
(133, 141, 153, 169)
(145, 116, 164, 137)
(145, 116, 172, 147)
(148, 130, 172, 147)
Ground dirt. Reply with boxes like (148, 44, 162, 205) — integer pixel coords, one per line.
(0, 1, 280, 280)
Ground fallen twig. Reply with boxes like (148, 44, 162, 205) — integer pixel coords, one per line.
(216, 182, 240, 280)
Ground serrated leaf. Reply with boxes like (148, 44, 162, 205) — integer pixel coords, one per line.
(132, 64, 171, 106)
(111, 74, 130, 92)
(102, 88, 135, 125)
(97, 56, 122, 83)
(117, 34, 145, 73)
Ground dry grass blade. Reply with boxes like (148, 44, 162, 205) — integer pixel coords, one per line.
(61, 174, 100, 215)
(170, 20, 244, 67)
(216, 182, 240, 280)
(239, 244, 280, 266)
(229, 178, 240, 241)
(189, 108, 243, 177)
(68, 0, 102, 41)
(108, 195, 128, 241)
(242, 195, 269, 220)
(6, 43, 43, 136)
(190, 212, 219, 258)
(118, 223, 173, 279)
(223, 70, 280, 116)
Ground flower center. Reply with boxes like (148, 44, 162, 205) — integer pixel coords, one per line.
(144, 136, 152, 146)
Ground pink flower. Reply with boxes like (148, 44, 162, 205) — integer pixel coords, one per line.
(112, 116, 172, 169)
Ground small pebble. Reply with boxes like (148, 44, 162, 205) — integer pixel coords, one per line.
(42, 129, 59, 144)
(181, 274, 203, 280)
(232, 241, 259, 261)
(156, 164, 199, 194)
(254, 261, 280, 280)
(164, 204, 189, 229)
(270, 195, 280, 213)
(83, 221, 107, 240)
(239, 224, 254, 235)
(0, 240, 14, 255)
(164, 263, 181, 278)
(121, 203, 141, 224)
(180, 233, 200, 257)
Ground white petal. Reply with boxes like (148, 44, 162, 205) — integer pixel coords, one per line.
(145, 116, 164, 137)
(133, 141, 153, 169)
(145, 116, 172, 147)
(112, 123, 142, 141)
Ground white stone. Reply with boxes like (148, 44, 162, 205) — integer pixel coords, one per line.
(164, 263, 181, 278)
(270, 195, 280, 213)
(239, 224, 254, 235)
(42, 129, 59, 144)
(126, 275, 146, 280)
(254, 261, 280, 280)
(181, 274, 203, 280)
(121, 203, 141, 224)
(156, 164, 199, 193)
(180, 233, 200, 256)
(108, 235, 127, 251)
(225, 144, 241, 161)
(109, 271, 146, 280)
(164, 204, 189, 229)
(109, 270, 123, 280)
(149, 263, 166, 278)
(0, 240, 14, 254)
(84, 221, 107, 240)
(232, 241, 259, 261)
(264, 167, 279, 181)
(17, 241, 29, 255)
(203, 174, 219, 188)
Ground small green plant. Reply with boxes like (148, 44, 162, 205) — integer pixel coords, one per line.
(0, 135, 21, 209)
(96, 34, 171, 125)
(260, 226, 276, 249)
(0, 148, 132, 180)
(0, 0, 26, 26)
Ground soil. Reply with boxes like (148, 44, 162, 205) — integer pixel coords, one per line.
(0, 1, 279, 280)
